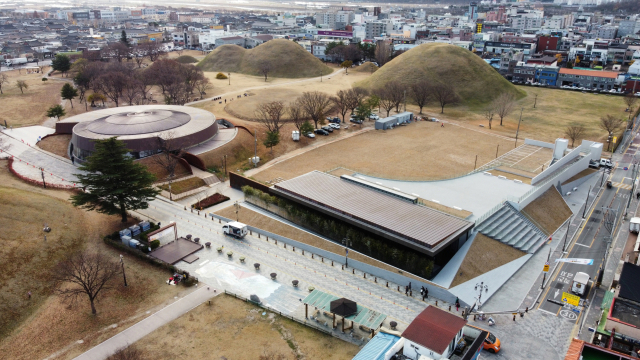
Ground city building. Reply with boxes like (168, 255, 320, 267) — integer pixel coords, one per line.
(557, 68, 617, 89)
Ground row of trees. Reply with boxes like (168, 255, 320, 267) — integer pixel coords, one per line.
(323, 41, 397, 67)
(67, 58, 211, 109)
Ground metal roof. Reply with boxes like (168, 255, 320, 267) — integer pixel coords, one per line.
(619, 262, 640, 304)
(353, 332, 400, 360)
(273, 171, 472, 249)
(401, 306, 467, 354)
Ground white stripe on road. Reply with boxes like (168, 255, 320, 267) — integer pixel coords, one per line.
(199, 259, 210, 266)
(574, 243, 590, 248)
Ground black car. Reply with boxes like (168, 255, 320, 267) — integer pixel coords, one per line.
(322, 126, 334, 133)
(314, 129, 329, 136)
(329, 117, 341, 124)
(350, 118, 363, 124)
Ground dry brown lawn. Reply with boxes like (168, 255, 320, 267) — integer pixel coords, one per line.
(450, 234, 526, 288)
(253, 121, 515, 182)
(158, 176, 205, 194)
(0, 67, 63, 127)
(225, 88, 304, 120)
(0, 161, 190, 360)
(37, 134, 71, 158)
(419, 199, 472, 219)
(135, 294, 360, 360)
(521, 186, 573, 235)
(562, 168, 598, 185)
(135, 155, 193, 183)
(414, 85, 627, 144)
(216, 204, 442, 284)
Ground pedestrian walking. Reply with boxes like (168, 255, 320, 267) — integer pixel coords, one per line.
(409, 282, 411, 291)
(409, 289, 412, 297)
(425, 287, 429, 299)
(28, 291, 31, 299)
(441, 122, 444, 128)
(405, 285, 408, 296)
(455, 297, 460, 311)
(225, 99, 227, 103)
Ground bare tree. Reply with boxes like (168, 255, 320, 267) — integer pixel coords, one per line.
(431, 84, 460, 114)
(15, 80, 28, 94)
(374, 41, 393, 67)
(122, 78, 142, 106)
(600, 114, 625, 138)
(51, 251, 121, 315)
(194, 77, 212, 99)
(484, 105, 496, 130)
(107, 346, 146, 360)
(388, 82, 405, 113)
(0, 73, 8, 94)
(297, 91, 334, 129)
(564, 124, 585, 147)
(135, 70, 154, 102)
(107, 42, 130, 63)
(374, 87, 396, 117)
(258, 60, 272, 82)
(346, 87, 369, 115)
(98, 71, 128, 107)
(255, 101, 285, 133)
(152, 131, 185, 201)
(132, 45, 146, 68)
(140, 41, 164, 62)
(625, 93, 638, 111)
(410, 81, 431, 114)
(287, 100, 306, 131)
(331, 90, 350, 123)
(492, 92, 516, 125)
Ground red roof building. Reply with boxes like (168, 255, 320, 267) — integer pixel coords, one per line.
(401, 306, 467, 359)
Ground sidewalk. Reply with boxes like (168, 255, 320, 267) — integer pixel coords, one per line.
(72, 286, 218, 360)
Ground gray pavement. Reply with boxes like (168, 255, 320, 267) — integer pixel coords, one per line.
(72, 286, 219, 360)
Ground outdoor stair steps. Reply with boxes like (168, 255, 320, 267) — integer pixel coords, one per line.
(476, 203, 546, 254)
(202, 175, 219, 186)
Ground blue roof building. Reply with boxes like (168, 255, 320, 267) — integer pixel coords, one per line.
(352, 331, 401, 360)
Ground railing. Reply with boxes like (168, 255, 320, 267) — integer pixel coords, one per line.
(474, 201, 506, 225)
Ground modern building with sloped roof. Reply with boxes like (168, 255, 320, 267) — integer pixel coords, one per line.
(401, 306, 467, 359)
(272, 171, 474, 262)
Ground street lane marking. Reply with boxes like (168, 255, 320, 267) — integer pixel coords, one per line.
(574, 243, 590, 248)
(538, 308, 558, 316)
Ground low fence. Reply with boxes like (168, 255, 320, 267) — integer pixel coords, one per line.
(158, 184, 209, 201)
(524, 138, 554, 149)
(182, 152, 206, 171)
(223, 290, 360, 343)
(210, 212, 464, 306)
(229, 171, 272, 194)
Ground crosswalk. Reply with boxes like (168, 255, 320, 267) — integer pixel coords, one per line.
(611, 182, 633, 190)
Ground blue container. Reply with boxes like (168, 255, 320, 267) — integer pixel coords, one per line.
(119, 229, 131, 239)
(139, 221, 151, 232)
(121, 235, 131, 245)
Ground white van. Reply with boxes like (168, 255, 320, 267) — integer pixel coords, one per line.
(571, 272, 590, 296)
(292, 131, 300, 141)
(600, 159, 613, 168)
(631, 217, 640, 234)
(223, 221, 248, 239)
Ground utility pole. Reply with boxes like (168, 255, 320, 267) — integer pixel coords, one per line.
(562, 215, 572, 252)
(496, 144, 499, 159)
(120, 254, 128, 287)
(254, 130, 257, 168)
(228, 72, 231, 86)
(533, 94, 538, 109)
(320, 71, 323, 82)
(474, 155, 478, 170)
(541, 247, 552, 289)
(514, 107, 524, 148)
(40, 167, 46, 189)
(583, 185, 591, 219)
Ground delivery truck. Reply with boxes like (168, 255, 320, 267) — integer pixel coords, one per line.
(631, 217, 640, 234)
(4, 57, 28, 66)
(222, 221, 248, 239)
(571, 272, 590, 296)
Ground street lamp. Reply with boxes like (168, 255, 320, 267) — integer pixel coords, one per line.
(342, 238, 351, 267)
(120, 254, 128, 287)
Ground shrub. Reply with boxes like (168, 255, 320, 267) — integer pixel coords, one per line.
(183, 276, 198, 287)
(191, 193, 230, 210)
(216, 72, 228, 79)
(150, 240, 160, 249)
(41, 78, 48, 81)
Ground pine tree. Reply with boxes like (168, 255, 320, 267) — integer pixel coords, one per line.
(60, 83, 78, 108)
(51, 54, 71, 77)
(46, 104, 66, 120)
(263, 131, 280, 153)
(71, 138, 160, 222)
(120, 30, 130, 47)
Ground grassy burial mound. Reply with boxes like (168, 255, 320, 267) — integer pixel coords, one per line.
(354, 61, 379, 73)
(198, 39, 333, 78)
(356, 43, 524, 107)
(175, 55, 199, 64)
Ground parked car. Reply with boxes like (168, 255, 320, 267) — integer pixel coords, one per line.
(329, 123, 340, 129)
(589, 159, 600, 169)
(328, 117, 341, 124)
(304, 132, 315, 138)
(350, 118, 363, 124)
(314, 129, 329, 136)
(600, 158, 613, 169)
(322, 126, 333, 133)
(369, 114, 380, 120)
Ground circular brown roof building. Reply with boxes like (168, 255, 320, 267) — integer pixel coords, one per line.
(57, 106, 217, 161)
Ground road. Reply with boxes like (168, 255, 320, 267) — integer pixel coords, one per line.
(538, 133, 640, 323)
(0, 59, 51, 72)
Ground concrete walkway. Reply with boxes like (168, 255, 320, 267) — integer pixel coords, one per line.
(72, 286, 218, 360)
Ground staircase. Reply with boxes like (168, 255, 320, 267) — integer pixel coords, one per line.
(475, 203, 547, 254)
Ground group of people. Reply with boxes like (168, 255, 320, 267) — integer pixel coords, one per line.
(404, 282, 430, 301)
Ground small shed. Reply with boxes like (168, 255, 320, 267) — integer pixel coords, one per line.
(394, 111, 414, 124)
(375, 116, 399, 130)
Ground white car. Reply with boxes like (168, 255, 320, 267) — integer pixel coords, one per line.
(304, 132, 315, 138)
(369, 114, 380, 120)
(329, 123, 340, 129)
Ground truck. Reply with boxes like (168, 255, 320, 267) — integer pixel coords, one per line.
(631, 217, 640, 234)
(600, 158, 613, 169)
(4, 57, 28, 66)
(571, 272, 590, 296)
(222, 221, 248, 239)
(292, 130, 300, 141)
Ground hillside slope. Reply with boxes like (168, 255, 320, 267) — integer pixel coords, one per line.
(355, 43, 524, 106)
(198, 39, 333, 78)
